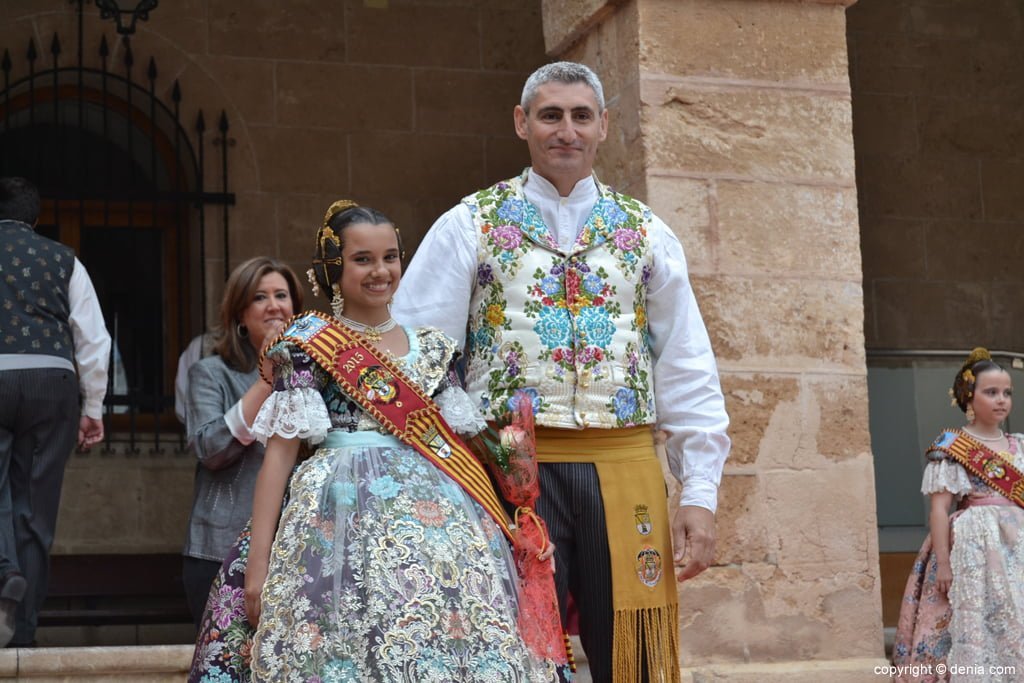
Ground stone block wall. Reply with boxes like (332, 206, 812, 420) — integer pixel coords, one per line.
(0, 0, 549, 554)
(546, 0, 883, 673)
(850, 0, 1024, 350)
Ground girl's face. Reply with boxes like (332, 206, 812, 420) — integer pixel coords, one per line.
(239, 272, 294, 350)
(337, 222, 401, 322)
(969, 369, 1012, 428)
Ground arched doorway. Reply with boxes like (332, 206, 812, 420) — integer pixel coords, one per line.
(0, 20, 234, 440)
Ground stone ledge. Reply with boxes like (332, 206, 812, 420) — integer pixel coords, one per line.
(0, 645, 191, 680)
(681, 657, 891, 682)
(0, 646, 885, 682)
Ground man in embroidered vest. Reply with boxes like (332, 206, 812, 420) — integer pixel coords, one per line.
(393, 62, 730, 682)
(0, 177, 111, 647)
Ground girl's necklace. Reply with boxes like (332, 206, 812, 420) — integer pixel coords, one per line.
(336, 314, 397, 343)
(963, 427, 1004, 442)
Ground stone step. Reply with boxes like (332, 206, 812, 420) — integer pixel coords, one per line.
(0, 645, 191, 681)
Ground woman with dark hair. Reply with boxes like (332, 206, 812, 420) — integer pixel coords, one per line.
(189, 202, 559, 682)
(182, 256, 303, 628)
(893, 348, 1024, 681)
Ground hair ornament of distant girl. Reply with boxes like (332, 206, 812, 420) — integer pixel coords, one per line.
(951, 346, 995, 411)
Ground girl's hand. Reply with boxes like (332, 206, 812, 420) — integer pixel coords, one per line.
(538, 541, 556, 573)
(935, 562, 953, 596)
(244, 562, 269, 626)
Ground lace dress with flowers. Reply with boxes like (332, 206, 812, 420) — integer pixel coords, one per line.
(188, 325, 556, 683)
(892, 433, 1024, 682)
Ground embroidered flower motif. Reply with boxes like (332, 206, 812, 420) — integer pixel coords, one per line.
(635, 305, 647, 330)
(540, 275, 561, 296)
(533, 306, 572, 350)
(504, 348, 521, 378)
(211, 585, 245, 630)
(485, 304, 506, 327)
(496, 198, 524, 224)
(414, 500, 448, 527)
(613, 387, 639, 421)
(583, 272, 603, 295)
(576, 307, 616, 348)
(551, 347, 573, 364)
(368, 475, 401, 499)
(506, 387, 541, 414)
(576, 346, 605, 366)
(476, 263, 494, 287)
(489, 224, 522, 251)
(599, 198, 629, 227)
(288, 369, 316, 390)
(321, 658, 358, 683)
(613, 227, 642, 252)
(330, 481, 357, 507)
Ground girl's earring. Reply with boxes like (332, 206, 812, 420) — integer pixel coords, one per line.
(331, 284, 344, 319)
(966, 406, 976, 423)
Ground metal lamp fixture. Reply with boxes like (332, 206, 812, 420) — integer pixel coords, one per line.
(93, 0, 159, 35)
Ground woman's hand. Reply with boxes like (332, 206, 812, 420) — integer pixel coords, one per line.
(244, 560, 268, 626)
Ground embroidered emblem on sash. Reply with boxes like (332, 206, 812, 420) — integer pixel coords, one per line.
(422, 426, 453, 460)
(287, 314, 328, 341)
(634, 504, 652, 536)
(358, 365, 398, 404)
(635, 545, 662, 587)
(980, 454, 1007, 480)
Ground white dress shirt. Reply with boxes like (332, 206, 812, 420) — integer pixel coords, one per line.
(393, 169, 731, 512)
(0, 257, 111, 419)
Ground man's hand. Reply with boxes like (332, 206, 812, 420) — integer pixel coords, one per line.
(78, 416, 104, 450)
(672, 505, 716, 582)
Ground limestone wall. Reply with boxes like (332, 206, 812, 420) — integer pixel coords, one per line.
(850, 0, 1024, 350)
(545, 0, 884, 674)
(0, 0, 549, 554)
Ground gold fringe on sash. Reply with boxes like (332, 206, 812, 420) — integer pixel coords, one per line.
(613, 603, 680, 683)
(536, 426, 681, 683)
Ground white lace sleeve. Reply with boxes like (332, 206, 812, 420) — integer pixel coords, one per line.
(921, 458, 972, 496)
(252, 387, 332, 445)
(435, 386, 487, 435)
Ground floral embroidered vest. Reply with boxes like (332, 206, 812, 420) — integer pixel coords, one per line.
(464, 171, 657, 429)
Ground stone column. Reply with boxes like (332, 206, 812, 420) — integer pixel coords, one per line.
(541, 1, 886, 680)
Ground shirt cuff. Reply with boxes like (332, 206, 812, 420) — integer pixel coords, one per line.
(224, 399, 256, 446)
(679, 479, 719, 514)
(81, 396, 104, 420)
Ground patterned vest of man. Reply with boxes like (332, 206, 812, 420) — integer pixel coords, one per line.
(0, 220, 75, 362)
(463, 171, 657, 429)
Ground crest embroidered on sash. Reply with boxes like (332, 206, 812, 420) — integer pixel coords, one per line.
(634, 504, 652, 536)
(358, 366, 399, 404)
(635, 545, 663, 588)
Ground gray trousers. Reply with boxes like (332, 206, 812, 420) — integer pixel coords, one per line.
(536, 462, 616, 683)
(0, 368, 80, 645)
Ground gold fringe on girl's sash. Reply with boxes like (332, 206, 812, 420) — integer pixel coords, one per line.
(613, 603, 681, 683)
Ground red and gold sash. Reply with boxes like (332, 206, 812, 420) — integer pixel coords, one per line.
(929, 428, 1024, 508)
(265, 311, 515, 541)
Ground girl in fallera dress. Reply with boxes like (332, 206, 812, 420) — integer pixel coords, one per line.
(188, 201, 558, 682)
(893, 348, 1024, 682)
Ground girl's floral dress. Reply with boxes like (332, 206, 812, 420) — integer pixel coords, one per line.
(189, 325, 556, 682)
(892, 433, 1024, 682)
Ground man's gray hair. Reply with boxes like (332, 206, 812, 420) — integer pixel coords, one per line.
(520, 61, 605, 112)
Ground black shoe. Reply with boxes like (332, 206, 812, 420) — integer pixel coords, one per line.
(0, 573, 26, 648)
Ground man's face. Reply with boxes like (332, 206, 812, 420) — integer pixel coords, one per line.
(514, 81, 608, 190)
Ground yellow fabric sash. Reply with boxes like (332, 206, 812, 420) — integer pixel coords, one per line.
(535, 426, 680, 683)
